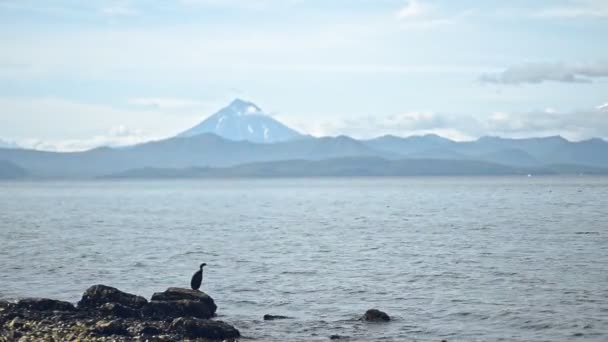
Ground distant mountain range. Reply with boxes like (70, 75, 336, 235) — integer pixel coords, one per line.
(0, 99, 607, 178)
(102, 158, 608, 179)
(365, 134, 608, 168)
(178, 99, 302, 143)
(0, 132, 607, 178)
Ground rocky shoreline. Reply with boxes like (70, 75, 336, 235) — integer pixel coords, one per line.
(1, 285, 401, 341)
(0, 285, 240, 341)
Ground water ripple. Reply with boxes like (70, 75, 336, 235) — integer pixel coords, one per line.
(1, 177, 607, 341)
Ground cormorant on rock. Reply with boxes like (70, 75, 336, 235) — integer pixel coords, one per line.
(190, 263, 206, 291)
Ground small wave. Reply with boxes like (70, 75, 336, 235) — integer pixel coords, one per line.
(232, 288, 259, 293)
(280, 271, 317, 275)
(522, 322, 553, 330)
(47, 266, 65, 273)
(233, 300, 258, 305)
(492, 271, 518, 277)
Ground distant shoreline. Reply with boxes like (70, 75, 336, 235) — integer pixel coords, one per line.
(2, 133, 608, 179)
(3, 175, 608, 181)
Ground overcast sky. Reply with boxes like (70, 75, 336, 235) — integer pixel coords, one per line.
(1, 0, 607, 150)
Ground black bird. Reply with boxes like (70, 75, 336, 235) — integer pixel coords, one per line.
(191, 263, 206, 291)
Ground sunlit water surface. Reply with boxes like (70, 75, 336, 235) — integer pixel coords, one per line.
(1, 177, 607, 341)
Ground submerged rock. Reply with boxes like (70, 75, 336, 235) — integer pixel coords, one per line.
(78, 285, 147, 310)
(362, 309, 390, 322)
(263, 314, 290, 320)
(330, 334, 349, 340)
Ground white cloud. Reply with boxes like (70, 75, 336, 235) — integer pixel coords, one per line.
(0, 1, 86, 16)
(0, 95, 265, 151)
(480, 61, 608, 85)
(540, 0, 608, 18)
(0, 3, 478, 83)
(395, 1, 471, 30)
(479, 107, 608, 140)
(19, 125, 154, 152)
(250, 63, 486, 74)
(128, 97, 206, 109)
(0, 139, 20, 149)
(5, 95, 608, 150)
(101, 5, 138, 16)
(281, 110, 477, 141)
(0, 96, 201, 143)
(283, 105, 608, 141)
(178, 0, 300, 10)
(107, 124, 142, 138)
(0, 23, 372, 80)
(397, 0, 429, 19)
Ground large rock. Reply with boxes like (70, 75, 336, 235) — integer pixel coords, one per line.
(362, 309, 390, 322)
(170, 317, 240, 340)
(149, 288, 217, 318)
(151, 288, 216, 308)
(0, 285, 242, 341)
(263, 314, 290, 320)
(98, 302, 141, 318)
(16, 298, 75, 312)
(142, 300, 215, 320)
(78, 285, 147, 310)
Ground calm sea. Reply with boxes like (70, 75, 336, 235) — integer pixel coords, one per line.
(1, 177, 607, 341)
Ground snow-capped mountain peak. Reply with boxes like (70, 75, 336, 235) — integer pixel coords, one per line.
(226, 98, 262, 116)
(177, 99, 302, 143)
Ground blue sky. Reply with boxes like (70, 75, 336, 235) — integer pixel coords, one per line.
(0, 0, 607, 150)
